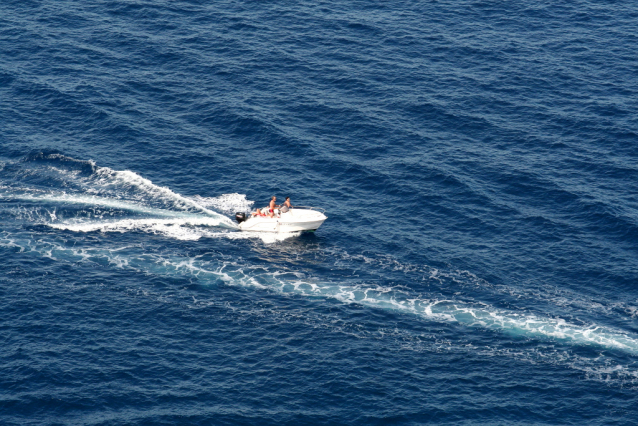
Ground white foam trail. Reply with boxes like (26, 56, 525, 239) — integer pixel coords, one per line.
(254, 279, 638, 353)
(201, 230, 301, 243)
(0, 193, 301, 244)
(257, 231, 302, 244)
(4, 192, 305, 241)
(11, 193, 299, 241)
(49, 217, 234, 240)
(2, 226, 637, 354)
(2, 192, 193, 217)
(1, 192, 239, 236)
(133, 252, 638, 354)
(2, 154, 242, 232)
(93, 167, 230, 219)
(326, 249, 638, 323)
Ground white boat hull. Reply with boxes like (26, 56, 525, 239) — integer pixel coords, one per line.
(238, 208, 327, 233)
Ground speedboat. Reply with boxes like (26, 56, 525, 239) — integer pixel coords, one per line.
(235, 206, 327, 233)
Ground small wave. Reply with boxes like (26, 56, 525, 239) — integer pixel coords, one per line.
(23, 150, 98, 175)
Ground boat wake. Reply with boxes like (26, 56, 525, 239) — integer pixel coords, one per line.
(2, 152, 638, 386)
(2, 227, 637, 358)
(0, 152, 258, 240)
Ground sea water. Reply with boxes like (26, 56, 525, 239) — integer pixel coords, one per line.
(1, 1, 637, 424)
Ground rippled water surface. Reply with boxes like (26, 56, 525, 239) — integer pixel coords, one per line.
(2, 1, 638, 424)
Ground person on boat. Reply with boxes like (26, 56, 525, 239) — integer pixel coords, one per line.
(251, 207, 266, 217)
(280, 196, 292, 213)
(268, 196, 278, 218)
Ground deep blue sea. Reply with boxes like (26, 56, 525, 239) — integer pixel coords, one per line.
(2, 1, 638, 424)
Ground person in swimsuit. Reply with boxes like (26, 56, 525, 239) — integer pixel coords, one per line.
(251, 207, 266, 217)
(268, 196, 278, 218)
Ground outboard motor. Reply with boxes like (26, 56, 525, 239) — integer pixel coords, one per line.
(235, 212, 247, 223)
